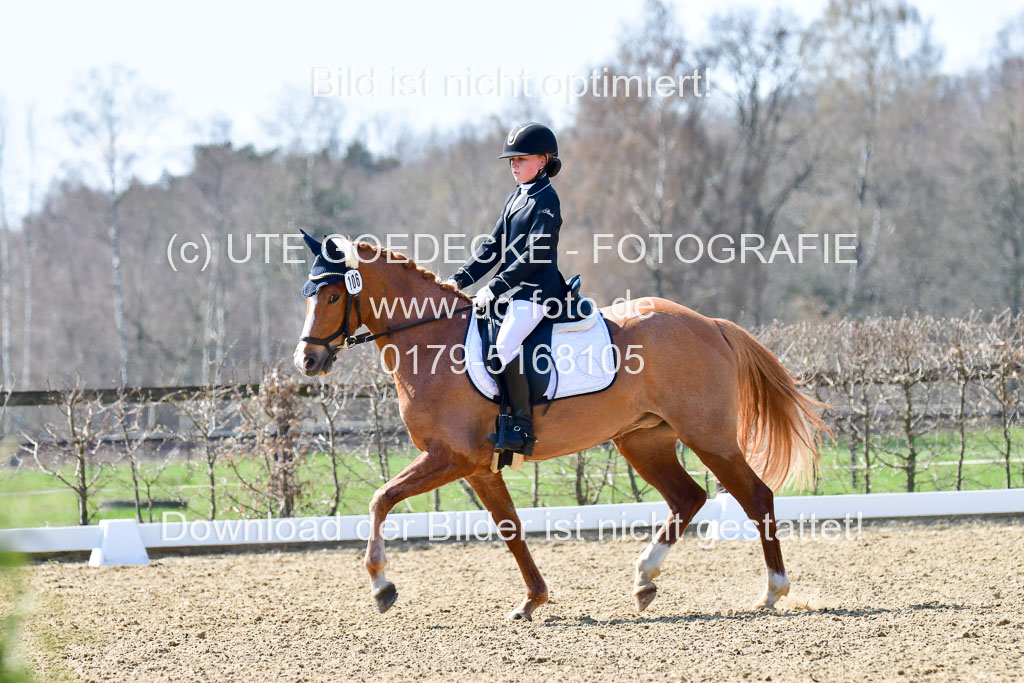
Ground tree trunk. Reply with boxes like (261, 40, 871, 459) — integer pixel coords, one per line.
(0, 128, 11, 387)
(902, 382, 916, 493)
(532, 461, 540, 507)
(860, 392, 872, 494)
(22, 109, 36, 384)
(207, 446, 217, 521)
(574, 453, 587, 506)
(76, 456, 89, 526)
(109, 194, 129, 385)
(1000, 376, 1012, 488)
(0, 209, 11, 388)
(956, 380, 968, 491)
(130, 457, 143, 523)
(626, 462, 643, 503)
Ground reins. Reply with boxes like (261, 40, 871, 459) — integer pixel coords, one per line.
(301, 290, 474, 361)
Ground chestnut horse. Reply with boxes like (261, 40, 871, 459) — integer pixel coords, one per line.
(293, 236, 826, 620)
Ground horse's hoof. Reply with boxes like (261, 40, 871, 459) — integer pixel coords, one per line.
(373, 582, 398, 613)
(754, 594, 782, 610)
(633, 584, 657, 612)
(507, 609, 532, 622)
(754, 577, 789, 610)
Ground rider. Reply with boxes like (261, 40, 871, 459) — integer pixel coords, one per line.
(446, 122, 566, 456)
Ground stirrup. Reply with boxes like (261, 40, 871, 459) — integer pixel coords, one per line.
(490, 449, 525, 474)
(491, 413, 528, 451)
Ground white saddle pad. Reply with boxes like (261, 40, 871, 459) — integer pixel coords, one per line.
(464, 310, 618, 402)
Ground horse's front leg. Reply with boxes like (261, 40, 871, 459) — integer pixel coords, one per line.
(366, 445, 472, 613)
(466, 472, 548, 620)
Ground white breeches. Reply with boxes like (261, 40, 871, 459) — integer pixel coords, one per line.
(493, 299, 547, 366)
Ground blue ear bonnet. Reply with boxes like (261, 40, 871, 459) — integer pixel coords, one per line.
(301, 231, 351, 298)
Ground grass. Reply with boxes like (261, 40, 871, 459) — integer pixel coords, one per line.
(0, 426, 1021, 529)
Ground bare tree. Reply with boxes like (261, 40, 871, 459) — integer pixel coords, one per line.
(571, 447, 615, 506)
(0, 102, 12, 388)
(173, 383, 234, 520)
(944, 314, 984, 490)
(21, 379, 115, 525)
(978, 16, 1024, 314)
(109, 387, 157, 522)
(572, 0, 720, 309)
(21, 106, 37, 385)
(227, 367, 311, 517)
(0, 383, 10, 431)
(310, 378, 348, 516)
(820, 318, 884, 492)
(812, 0, 941, 314)
(345, 356, 404, 491)
(62, 65, 167, 385)
(879, 316, 941, 492)
(709, 8, 820, 323)
(134, 447, 172, 524)
(979, 311, 1023, 488)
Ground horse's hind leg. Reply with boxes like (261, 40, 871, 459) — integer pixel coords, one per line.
(612, 423, 708, 612)
(687, 440, 790, 609)
(466, 472, 548, 620)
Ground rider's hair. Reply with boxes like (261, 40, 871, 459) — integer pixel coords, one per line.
(544, 154, 561, 178)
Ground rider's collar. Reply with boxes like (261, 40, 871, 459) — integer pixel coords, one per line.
(518, 172, 549, 196)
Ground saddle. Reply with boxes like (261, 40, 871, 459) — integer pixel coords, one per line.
(476, 275, 596, 403)
(476, 275, 612, 471)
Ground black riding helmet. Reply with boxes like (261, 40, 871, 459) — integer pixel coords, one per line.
(498, 122, 561, 177)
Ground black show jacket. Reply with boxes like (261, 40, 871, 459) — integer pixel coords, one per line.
(451, 172, 566, 304)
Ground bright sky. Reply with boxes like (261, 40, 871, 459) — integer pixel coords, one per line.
(0, 0, 1020, 221)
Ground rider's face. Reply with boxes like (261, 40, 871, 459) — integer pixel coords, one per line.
(509, 154, 546, 183)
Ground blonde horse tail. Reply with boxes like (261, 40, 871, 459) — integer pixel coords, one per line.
(714, 319, 829, 491)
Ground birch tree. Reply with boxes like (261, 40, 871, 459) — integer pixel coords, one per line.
(62, 65, 167, 385)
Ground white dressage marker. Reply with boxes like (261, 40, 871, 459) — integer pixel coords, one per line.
(88, 519, 150, 566)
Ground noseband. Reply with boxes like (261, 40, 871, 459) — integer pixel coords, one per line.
(299, 287, 363, 362)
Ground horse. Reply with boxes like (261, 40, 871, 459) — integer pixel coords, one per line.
(293, 235, 827, 620)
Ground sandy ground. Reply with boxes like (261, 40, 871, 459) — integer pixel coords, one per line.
(7, 516, 1024, 682)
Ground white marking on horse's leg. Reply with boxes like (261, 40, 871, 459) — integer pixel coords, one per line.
(371, 571, 390, 593)
(634, 540, 671, 591)
(636, 540, 670, 583)
(755, 570, 790, 609)
(366, 535, 387, 588)
(366, 535, 397, 612)
(632, 540, 671, 612)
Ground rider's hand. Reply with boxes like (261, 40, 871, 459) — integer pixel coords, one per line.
(473, 285, 495, 309)
(441, 277, 459, 288)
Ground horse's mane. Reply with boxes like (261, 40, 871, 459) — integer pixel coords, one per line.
(352, 240, 472, 302)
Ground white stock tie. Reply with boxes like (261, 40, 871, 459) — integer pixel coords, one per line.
(507, 187, 528, 216)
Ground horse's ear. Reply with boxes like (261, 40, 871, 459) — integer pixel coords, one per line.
(300, 229, 322, 256)
(326, 235, 359, 269)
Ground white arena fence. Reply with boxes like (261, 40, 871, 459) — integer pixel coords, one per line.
(1, 489, 1022, 566)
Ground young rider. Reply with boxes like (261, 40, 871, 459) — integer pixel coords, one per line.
(446, 122, 566, 456)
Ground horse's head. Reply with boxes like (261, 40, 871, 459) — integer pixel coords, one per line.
(293, 230, 363, 376)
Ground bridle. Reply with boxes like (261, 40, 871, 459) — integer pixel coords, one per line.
(299, 285, 365, 360)
(300, 285, 474, 362)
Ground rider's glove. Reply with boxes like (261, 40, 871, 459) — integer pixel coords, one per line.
(473, 285, 495, 309)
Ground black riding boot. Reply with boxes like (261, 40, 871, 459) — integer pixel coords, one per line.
(495, 358, 535, 456)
